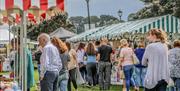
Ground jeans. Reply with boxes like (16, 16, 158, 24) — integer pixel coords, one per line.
(58, 72, 69, 91)
(123, 65, 135, 91)
(68, 68, 78, 91)
(145, 80, 167, 91)
(171, 78, 180, 91)
(79, 66, 87, 82)
(86, 62, 97, 86)
(40, 71, 59, 91)
(133, 67, 147, 87)
(99, 61, 112, 90)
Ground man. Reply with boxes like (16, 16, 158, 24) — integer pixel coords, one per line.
(38, 33, 62, 91)
(97, 38, 113, 90)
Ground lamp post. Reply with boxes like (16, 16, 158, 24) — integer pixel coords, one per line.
(85, 0, 91, 30)
(118, 9, 122, 21)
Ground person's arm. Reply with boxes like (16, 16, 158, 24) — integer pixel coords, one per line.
(142, 46, 149, 66)
(118, 49, 124, 68)
(96, 47, 100, 61)
(40, 47, 50, 80)
(71, 49, 78, 66)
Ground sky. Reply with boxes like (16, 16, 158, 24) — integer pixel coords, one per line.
(65, 0, 145, 20)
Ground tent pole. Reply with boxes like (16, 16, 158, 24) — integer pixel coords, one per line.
(20, 10, 27, 91)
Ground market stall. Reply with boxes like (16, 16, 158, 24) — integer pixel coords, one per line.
(0, 0, 65, 90)
(68, 14, 180, 42)
(50, 27, 76, 41)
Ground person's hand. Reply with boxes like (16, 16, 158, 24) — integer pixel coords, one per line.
(118, 63, 122, 70)
(40, 76, 44, 81)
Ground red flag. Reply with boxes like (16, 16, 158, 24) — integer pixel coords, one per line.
(28, 13, 34, 19)
(5, 0, 14, 9)
(23, 0, 31, 11)
(40, 13, 46, 19)
(40, 0, 48, 10)
(15, 14, 21, 24)
(56, 0, 64, 11)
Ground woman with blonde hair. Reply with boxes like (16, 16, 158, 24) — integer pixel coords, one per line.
(51, 37, 69, 91)
(119, 39, 137, 91)
(142, 28, 170, 91)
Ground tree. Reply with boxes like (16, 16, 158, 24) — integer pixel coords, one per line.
(175, 0, 180, 18)
(128, 13, 137, 21)
(69, 15, 121, 33)
(130, 0, 177, 20)
(27, 12, 75, 40)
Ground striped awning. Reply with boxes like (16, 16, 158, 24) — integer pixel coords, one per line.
(68, 15, 180, 42)
(67, 27, 105, 42)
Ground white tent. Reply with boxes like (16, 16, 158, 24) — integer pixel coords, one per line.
(0, 24, 14, 44)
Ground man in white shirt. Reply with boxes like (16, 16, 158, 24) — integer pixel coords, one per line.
(38, 33, 62, 91)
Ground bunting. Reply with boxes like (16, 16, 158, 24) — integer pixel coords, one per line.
(0, 0, 64, 11)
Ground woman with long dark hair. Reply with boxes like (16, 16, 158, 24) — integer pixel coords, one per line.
(76, 43, 87, 81)
(85, 42, 97, 86)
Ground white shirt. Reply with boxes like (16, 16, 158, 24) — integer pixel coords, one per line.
(40, 43, 62, 78)
(76, 49, 85, 63)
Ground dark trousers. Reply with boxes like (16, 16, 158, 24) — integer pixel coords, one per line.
(68, 68, 78, 91)
(145, 80, 168, 91)
(98, 61, 112, 90)
(86, 62, 97, 86)
(40, 71, 59, 91)
(172, 77, 180, 91)
(79, 66, 87, 81)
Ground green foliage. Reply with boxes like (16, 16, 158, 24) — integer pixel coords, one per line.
(130, 0, 179, 20)
(175, 0, 180, 18)
(69, 15, 121, 34)
(27, 13, 75, 40)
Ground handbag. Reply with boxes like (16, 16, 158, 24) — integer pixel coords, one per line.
(132, 54, 139, 65)
(76, 68, 85, 85)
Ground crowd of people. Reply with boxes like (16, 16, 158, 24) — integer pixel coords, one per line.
(8, 28, 180, 91)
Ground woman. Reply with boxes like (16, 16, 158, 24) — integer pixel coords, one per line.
(142, 28, 170, 91)
(119, 39, 137, 91)
(66, 42, 78, 91)
(85, 42, 97, 86)
(134, 42, 146, 87)
(76, 43, 87, 81)
(51, 37, 69, 91)
(169, 40, 180, 91)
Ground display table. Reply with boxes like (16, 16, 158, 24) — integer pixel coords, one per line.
(0, 74, 21, 91)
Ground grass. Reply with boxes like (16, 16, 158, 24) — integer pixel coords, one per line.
(31, 69, 144, 91)
(1, 64, 143, 91)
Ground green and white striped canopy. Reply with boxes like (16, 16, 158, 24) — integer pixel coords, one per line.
(68, 15, 180, 42)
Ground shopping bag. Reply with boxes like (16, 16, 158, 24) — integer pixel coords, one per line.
(168, 78, 174, 87)
(132, 54, 139, 65)
(76, 68, 85, 85)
